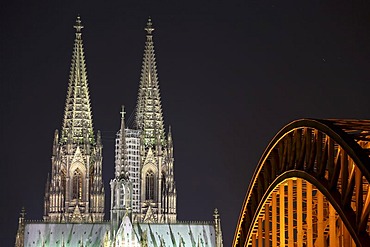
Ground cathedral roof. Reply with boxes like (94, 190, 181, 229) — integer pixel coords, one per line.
(23, 222, 110, 246)
(61, 16, 95, 144)
(23, 221, 216, 246)
(133, 222, 216, 246)
(134, 17, 165, 148)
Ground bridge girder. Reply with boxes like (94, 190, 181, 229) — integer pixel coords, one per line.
(233, 119, 370, 247)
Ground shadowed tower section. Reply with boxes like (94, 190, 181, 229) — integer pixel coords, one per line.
(43, 16, 105, 223)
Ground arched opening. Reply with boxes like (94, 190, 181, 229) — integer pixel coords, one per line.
(72, 169, 82, 200)
(145, 170, 155, 200)
(120, 183, 125, 206)
(161, 172, 167, 212)
(61, 169, 66, 193)
(112, 183, 117, 206)
(161, 172, 166, 194)
(90, 168, 94, 191)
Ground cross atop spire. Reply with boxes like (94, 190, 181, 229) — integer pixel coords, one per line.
(145, 17, 154, 35)
(120, 105, 126, 120)
(74, 15, 84, 36)
(117, 105, 129, 179)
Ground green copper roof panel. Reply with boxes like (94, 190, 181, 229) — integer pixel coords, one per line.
(24, 223, 110, 246)
(133, 222, 216, 247)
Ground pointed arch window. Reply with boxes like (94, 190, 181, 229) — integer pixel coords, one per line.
(120, 184, 125, 206)
(90, 169, 94, 197)
(61, 170, 66, 194)
(146, 170, 155, 200)
(161, 172, 167, 210)
(161, 172, 166, 194)
(72, 169, 82, 200)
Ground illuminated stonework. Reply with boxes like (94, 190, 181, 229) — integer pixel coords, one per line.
(43, 16, 105, 224)
(15, 16, 223, 247)
(134, 18, 165, 148)
(61, 16, 95, 144)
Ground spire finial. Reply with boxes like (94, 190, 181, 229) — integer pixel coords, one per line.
(74, 15, 84, 33)
(118, 105, 128, 179)
(213, 208, 219, 219)
(145, 17, 154, 35)
(120, 105, 126, 120)
(20, 207, 26, 219)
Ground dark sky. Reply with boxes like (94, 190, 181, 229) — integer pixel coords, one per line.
(2, 0, 370, 246)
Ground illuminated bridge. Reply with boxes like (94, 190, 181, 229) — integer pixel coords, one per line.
(233, 119, 370, 247)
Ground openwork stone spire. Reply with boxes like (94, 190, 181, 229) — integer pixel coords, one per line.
(116, 105, 129, 179)
(134, 17, 165, 147)
(43, 16, 104, 223)
(61, 16, 94, 143)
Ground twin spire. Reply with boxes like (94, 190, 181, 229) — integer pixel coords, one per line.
(61, 16, 165, 148)
(135, 17, 166, 147)
(61, 16, 94, 144)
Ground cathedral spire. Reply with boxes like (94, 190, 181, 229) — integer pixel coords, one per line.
(43, 16, 104, 224)
(134, 17, 165, 147)
(117, 105, 129, 179)
(61, 15, 94, 144)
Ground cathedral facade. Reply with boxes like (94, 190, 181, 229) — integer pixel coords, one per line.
(15, 17, 223, 247)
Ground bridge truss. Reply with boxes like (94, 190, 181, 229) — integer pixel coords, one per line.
(233, 119, 370, 247)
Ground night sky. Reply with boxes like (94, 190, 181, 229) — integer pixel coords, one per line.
(2, 0, 370, 246)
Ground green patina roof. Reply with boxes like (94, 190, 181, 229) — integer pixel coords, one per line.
(24, 222, 110, 247)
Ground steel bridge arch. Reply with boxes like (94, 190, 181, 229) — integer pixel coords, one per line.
(233, 119, 370, 247)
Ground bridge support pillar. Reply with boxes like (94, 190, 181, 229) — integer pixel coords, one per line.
(264, 204, 270, 247)
(258, 217, 263, 247)
(329, 203, 337, 246)
(317, 191, 325, 246)
(272, 192, 277, 246)
(307, 182, 313, 247)
(288, 180, 294, 247)
(252, 232, 256, 247)
(279, 184, 285, 246)
(297, 179, 303, 247)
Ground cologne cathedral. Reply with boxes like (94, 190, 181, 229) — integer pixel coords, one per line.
(14, 16, 224, 247)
